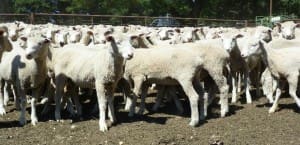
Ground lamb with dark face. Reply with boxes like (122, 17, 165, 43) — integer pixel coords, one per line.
(0, 26, 13, 61)
(241, 37, 300, 114)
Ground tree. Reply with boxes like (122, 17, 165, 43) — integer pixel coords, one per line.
(13, 0, 53, 13)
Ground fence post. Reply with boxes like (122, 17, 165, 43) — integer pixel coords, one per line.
(73, 16, 75, 25)
(144, 17, 148, 26)
(244, 20, 248, 27)
(91, 16, 94, 25)
(29, 13, 35, 24)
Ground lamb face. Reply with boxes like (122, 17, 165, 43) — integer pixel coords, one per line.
(0, 26, 13, 57)
(240, 38, 263, 58)
(254, 26, 272, 42)
(20, 37, 50, 59)
(113, 36, 136, 60)
(221, 33, 243, 52)
(56, 31, 69, 47)
(9, 27, 24, 41)
(277, 21, 300, 40)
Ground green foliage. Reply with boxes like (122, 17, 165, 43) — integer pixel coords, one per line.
(13, 0, 53, 13)
(7, 0, 300, 19)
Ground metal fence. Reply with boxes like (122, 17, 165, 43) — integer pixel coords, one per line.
(0, 13, 261, 27)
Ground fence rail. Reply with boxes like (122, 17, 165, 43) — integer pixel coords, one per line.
(0, 13, 260, 27)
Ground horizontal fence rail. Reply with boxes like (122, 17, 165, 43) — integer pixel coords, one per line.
(1, 13, 296, 27)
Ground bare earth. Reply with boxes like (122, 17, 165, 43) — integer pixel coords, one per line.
(1, 92, 300, 145)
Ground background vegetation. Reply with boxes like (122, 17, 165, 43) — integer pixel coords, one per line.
(0, 0, 299, 19)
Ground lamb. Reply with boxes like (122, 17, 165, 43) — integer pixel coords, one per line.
(8, 22, 25, 41)
(0, 26, 14, 115)
(260, 38, 300, 103)
(121, 46, 204, 126)
(274, 21, 300, 40)
(68, 27, 82, 43)
(240, 37, 300, 113)
(124, 41, 230, 125)
(221, 26, 272, 104)
(0, 26, 13, 60)
(220, 33, 246, 103)
(52, 34, 134, 132)
(0, 36, 50, 125)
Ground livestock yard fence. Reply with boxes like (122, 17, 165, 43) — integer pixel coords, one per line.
(0, 13, 252, 27)
(1, 13, 300, 27)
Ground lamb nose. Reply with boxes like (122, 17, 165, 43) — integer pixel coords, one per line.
(26, 54, 32, 59)
(128, 54, 133, 59)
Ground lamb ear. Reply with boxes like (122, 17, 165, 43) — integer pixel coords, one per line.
(296, 23, 300, 28)
(20, 37, 27, 42)
(212, 34, 221, 39)
(0, 30, 4, 36)
(194, 28, 201, 32)
(87, 31, 93, 35)
(41, 34, 47, 38)
(175, 28, 180, 33)
(130, 35, 138, 40)
(105, 35, 114, 42)
(0, 26, 8, 36)
(275, 23, 282, 31)
(18, 27, 25, 32)
(267, 28, 272, 33)
(43, 38, 50, 44)
(235, 34, 244, 39)
(104, 31, 112, 36)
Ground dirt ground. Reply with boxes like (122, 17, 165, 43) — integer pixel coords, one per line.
(1, 92, 300, 145)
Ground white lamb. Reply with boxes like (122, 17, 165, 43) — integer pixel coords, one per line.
(124, 41, 230, 125)
(274, 21, 300, 40)
(52, 34, 134, 132)
(0, 36, 50, 125)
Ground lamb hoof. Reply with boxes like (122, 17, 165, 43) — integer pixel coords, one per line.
(4, 100, 8, 106)
(220, 110, 226, 118)
(40, 98, 48, 104)
(19, 118, 27, 126)
(151, 106, 159, 112)
(128, 113, 134, 117)
(55, 113, 61, 122)
(199, 115, 206, 121)
(0, 108, 6, 115)
(56, 119, 64, 123)
(189, 120, 198, 127)
(124, 104, 131, 111)
(137, 109, 144, 115)
(268, 108, 276, 113)
(99, 123, 108, 132)
(15, 105, 21, 111)
(31, 117, 38, 126)
(177, 109, 184, 115)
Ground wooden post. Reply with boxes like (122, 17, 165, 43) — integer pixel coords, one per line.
(30, 13, 35, 24)
(91, 16, 94, 25)
(270, 0, 273, 18)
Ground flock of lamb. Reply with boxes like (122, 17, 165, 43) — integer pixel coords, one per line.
(0, 20, 299, 132)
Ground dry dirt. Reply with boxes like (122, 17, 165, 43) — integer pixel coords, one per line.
(1, 92, 300, 145)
